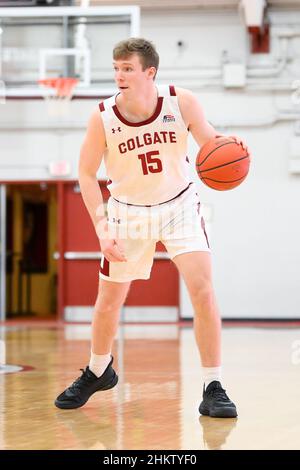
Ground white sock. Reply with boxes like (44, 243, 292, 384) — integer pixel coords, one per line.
(89, 352, 111, 377)
(202, 366, 222, 390)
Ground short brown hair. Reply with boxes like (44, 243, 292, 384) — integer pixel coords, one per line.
(113, 38, 159, 77)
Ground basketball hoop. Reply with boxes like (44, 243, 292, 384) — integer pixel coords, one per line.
(38, 77, 79, 117)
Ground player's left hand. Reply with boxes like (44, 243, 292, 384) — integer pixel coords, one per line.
(228, 135, 249, 154)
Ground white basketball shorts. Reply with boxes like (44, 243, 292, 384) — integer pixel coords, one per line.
(99, 183, 210, 282)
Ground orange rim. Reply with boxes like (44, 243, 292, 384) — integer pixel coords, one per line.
(38, 77, 79, 97)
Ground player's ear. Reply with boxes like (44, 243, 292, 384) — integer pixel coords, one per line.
(147, 66, 156, 80)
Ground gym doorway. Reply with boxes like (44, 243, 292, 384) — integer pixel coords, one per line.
(5, 183, 58, 319)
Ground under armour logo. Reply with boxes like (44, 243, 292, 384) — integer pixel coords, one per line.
(112, 127, 121, 133)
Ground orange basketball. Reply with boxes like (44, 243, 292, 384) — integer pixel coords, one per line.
(196, 136, 250, 190)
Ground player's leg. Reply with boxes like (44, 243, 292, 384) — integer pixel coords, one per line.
(89, 278, 130, 378)
(173, 251, 237, 418)
(173, 251, 237, 417)
(55, 217, 155, 410)
(162, 184, 237, 417)
(91, 278, 131, 356)
(55, 279, 130, 410)
(173, 251, 221, 368)
(160, 186, 219, 368)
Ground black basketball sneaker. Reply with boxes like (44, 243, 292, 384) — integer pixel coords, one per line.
(55, 356, 118, 409)
(199, 381, 238, 418)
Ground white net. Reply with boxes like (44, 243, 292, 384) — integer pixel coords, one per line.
(39, 78, 79, 118)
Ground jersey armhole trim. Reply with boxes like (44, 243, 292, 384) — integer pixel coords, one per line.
(169, 85, 176, 96)
(99, 102, 105, 112)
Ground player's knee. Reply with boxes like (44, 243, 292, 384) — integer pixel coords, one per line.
(95, 293, 125, 313)
(189, 284, 215, 312)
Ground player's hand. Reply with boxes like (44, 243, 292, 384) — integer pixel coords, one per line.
(100, 238, 127, 262)
(228, 135, 249, 154)
(96, 218, 127, 262)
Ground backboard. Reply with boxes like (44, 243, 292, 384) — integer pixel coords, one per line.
(0, 5, 140, 98)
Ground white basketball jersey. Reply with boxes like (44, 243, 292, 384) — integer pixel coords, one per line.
(99, 85, 190, 205)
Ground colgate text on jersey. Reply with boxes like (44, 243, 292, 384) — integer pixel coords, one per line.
(118, 131, 177, 154)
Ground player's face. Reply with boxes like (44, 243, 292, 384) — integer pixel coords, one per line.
(113, 54, 155, 94)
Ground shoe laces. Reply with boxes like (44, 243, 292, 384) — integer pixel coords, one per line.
(70, 368, 93, 391)
(207, 385, 229, 401)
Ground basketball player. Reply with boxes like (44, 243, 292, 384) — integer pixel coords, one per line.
(55, 38, 246, 417)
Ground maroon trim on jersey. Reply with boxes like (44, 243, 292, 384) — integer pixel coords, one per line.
(197, 201, 201, 214)
(201, 216, 210, 248)
(99, 102, 105, 112)
(169, 85, 176, 96)
(100, 257, 110, 276)
(112, 97, 164, 127)
(113, 182, 193, 207)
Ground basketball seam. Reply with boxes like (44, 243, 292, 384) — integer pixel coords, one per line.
(196, 140, 236, 167)
(201, 175, 247, 184)
(197, 155, 249, 173)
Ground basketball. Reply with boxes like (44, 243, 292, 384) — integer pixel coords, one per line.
(196, 136, 250, 190)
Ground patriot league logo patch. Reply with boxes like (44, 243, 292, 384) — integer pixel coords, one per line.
(163, 114, 175, 123)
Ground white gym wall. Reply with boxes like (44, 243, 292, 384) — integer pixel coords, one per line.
(0, 1, 299, 318)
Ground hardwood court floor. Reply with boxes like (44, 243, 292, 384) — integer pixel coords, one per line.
(0, 322, 300, 450)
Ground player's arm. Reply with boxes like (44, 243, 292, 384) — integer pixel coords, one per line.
(177, 87, 248, 151)
(176, 88, 217, 146)
(79, 108, 126, 262)
(79, 107, 107, 229)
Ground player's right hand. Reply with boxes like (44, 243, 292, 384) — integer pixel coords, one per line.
(100, 238, 127, 262)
